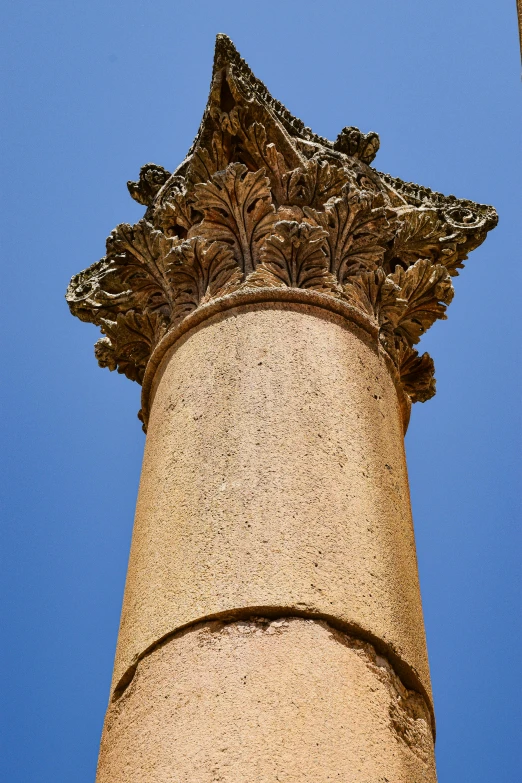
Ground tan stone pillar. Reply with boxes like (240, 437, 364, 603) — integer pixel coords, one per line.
(66, 35, 496, 783)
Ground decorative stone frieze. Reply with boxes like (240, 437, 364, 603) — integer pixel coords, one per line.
(66, 34, 497, 423)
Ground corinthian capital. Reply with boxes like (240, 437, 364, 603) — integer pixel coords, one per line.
(66, 34, 497, 424)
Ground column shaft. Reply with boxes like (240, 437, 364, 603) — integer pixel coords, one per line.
(96, 303, 436, 782)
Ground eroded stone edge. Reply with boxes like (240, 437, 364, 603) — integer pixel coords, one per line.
(110, 608, 435, 739)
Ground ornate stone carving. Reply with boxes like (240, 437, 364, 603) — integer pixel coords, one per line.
(128, 164, 172, 207)
(304, 188, 395, 281)
(333, 126, 380, 165)
(190, 163, 276, 275)
(249, 221, 335, 291)
(66, 34, 497, 418)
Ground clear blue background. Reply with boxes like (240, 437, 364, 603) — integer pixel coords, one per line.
(1, 1, 520, 780)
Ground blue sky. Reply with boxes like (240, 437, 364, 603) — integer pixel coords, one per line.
(1, 1, 520, 780)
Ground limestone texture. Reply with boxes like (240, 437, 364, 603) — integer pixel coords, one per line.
(113, 304, 431, 712)
(98, 618, 436, 783)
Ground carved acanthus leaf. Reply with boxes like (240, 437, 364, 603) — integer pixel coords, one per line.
(305, 188, 395, 283)
(341, 269, 405, 329)
(153, 177, 196, 238)
(235, 120, 291, 206)
(283, 158, 347, 210)
(96, 310, 168, 383)
(388, 209, 464, 276)
(389, 260, 454, 345)
(167, 237, 242, 316)
(209, 104, 241, 137)
(94, 337, 118, 372)
(66, 220, 180, 324)
(188, 130, 234, 187)
(190, 163, 276, 275)
(397, 346, 436, 403)
(104, 219, 180, 316)
(247, 221, 335, 291)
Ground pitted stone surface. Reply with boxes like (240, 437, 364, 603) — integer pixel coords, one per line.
(112, 304, 431, 707)
(98, 618, 436, 783)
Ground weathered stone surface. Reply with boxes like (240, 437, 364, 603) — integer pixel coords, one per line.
(66, 34, 497, 422)
(112, 304, 430, 711)
(98, 618, 437, 783)
(65, 33, 498, 783)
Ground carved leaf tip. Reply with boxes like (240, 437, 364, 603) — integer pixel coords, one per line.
(389, 260, 454, 346)
(249, 220, 335, 291)
(127, 164, 171, 206)
(191, 162, 276, 276)
(398, 347, 436, 403)
(168, 237, 242, 310)
(334, 127, 380, 165)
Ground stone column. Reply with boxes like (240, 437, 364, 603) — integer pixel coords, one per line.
(66, 35, 496, 783)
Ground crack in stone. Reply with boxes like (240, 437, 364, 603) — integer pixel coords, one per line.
(111, 611, 435, 746)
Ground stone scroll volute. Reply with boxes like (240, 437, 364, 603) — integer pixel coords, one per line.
(66, 34, 497, 426)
